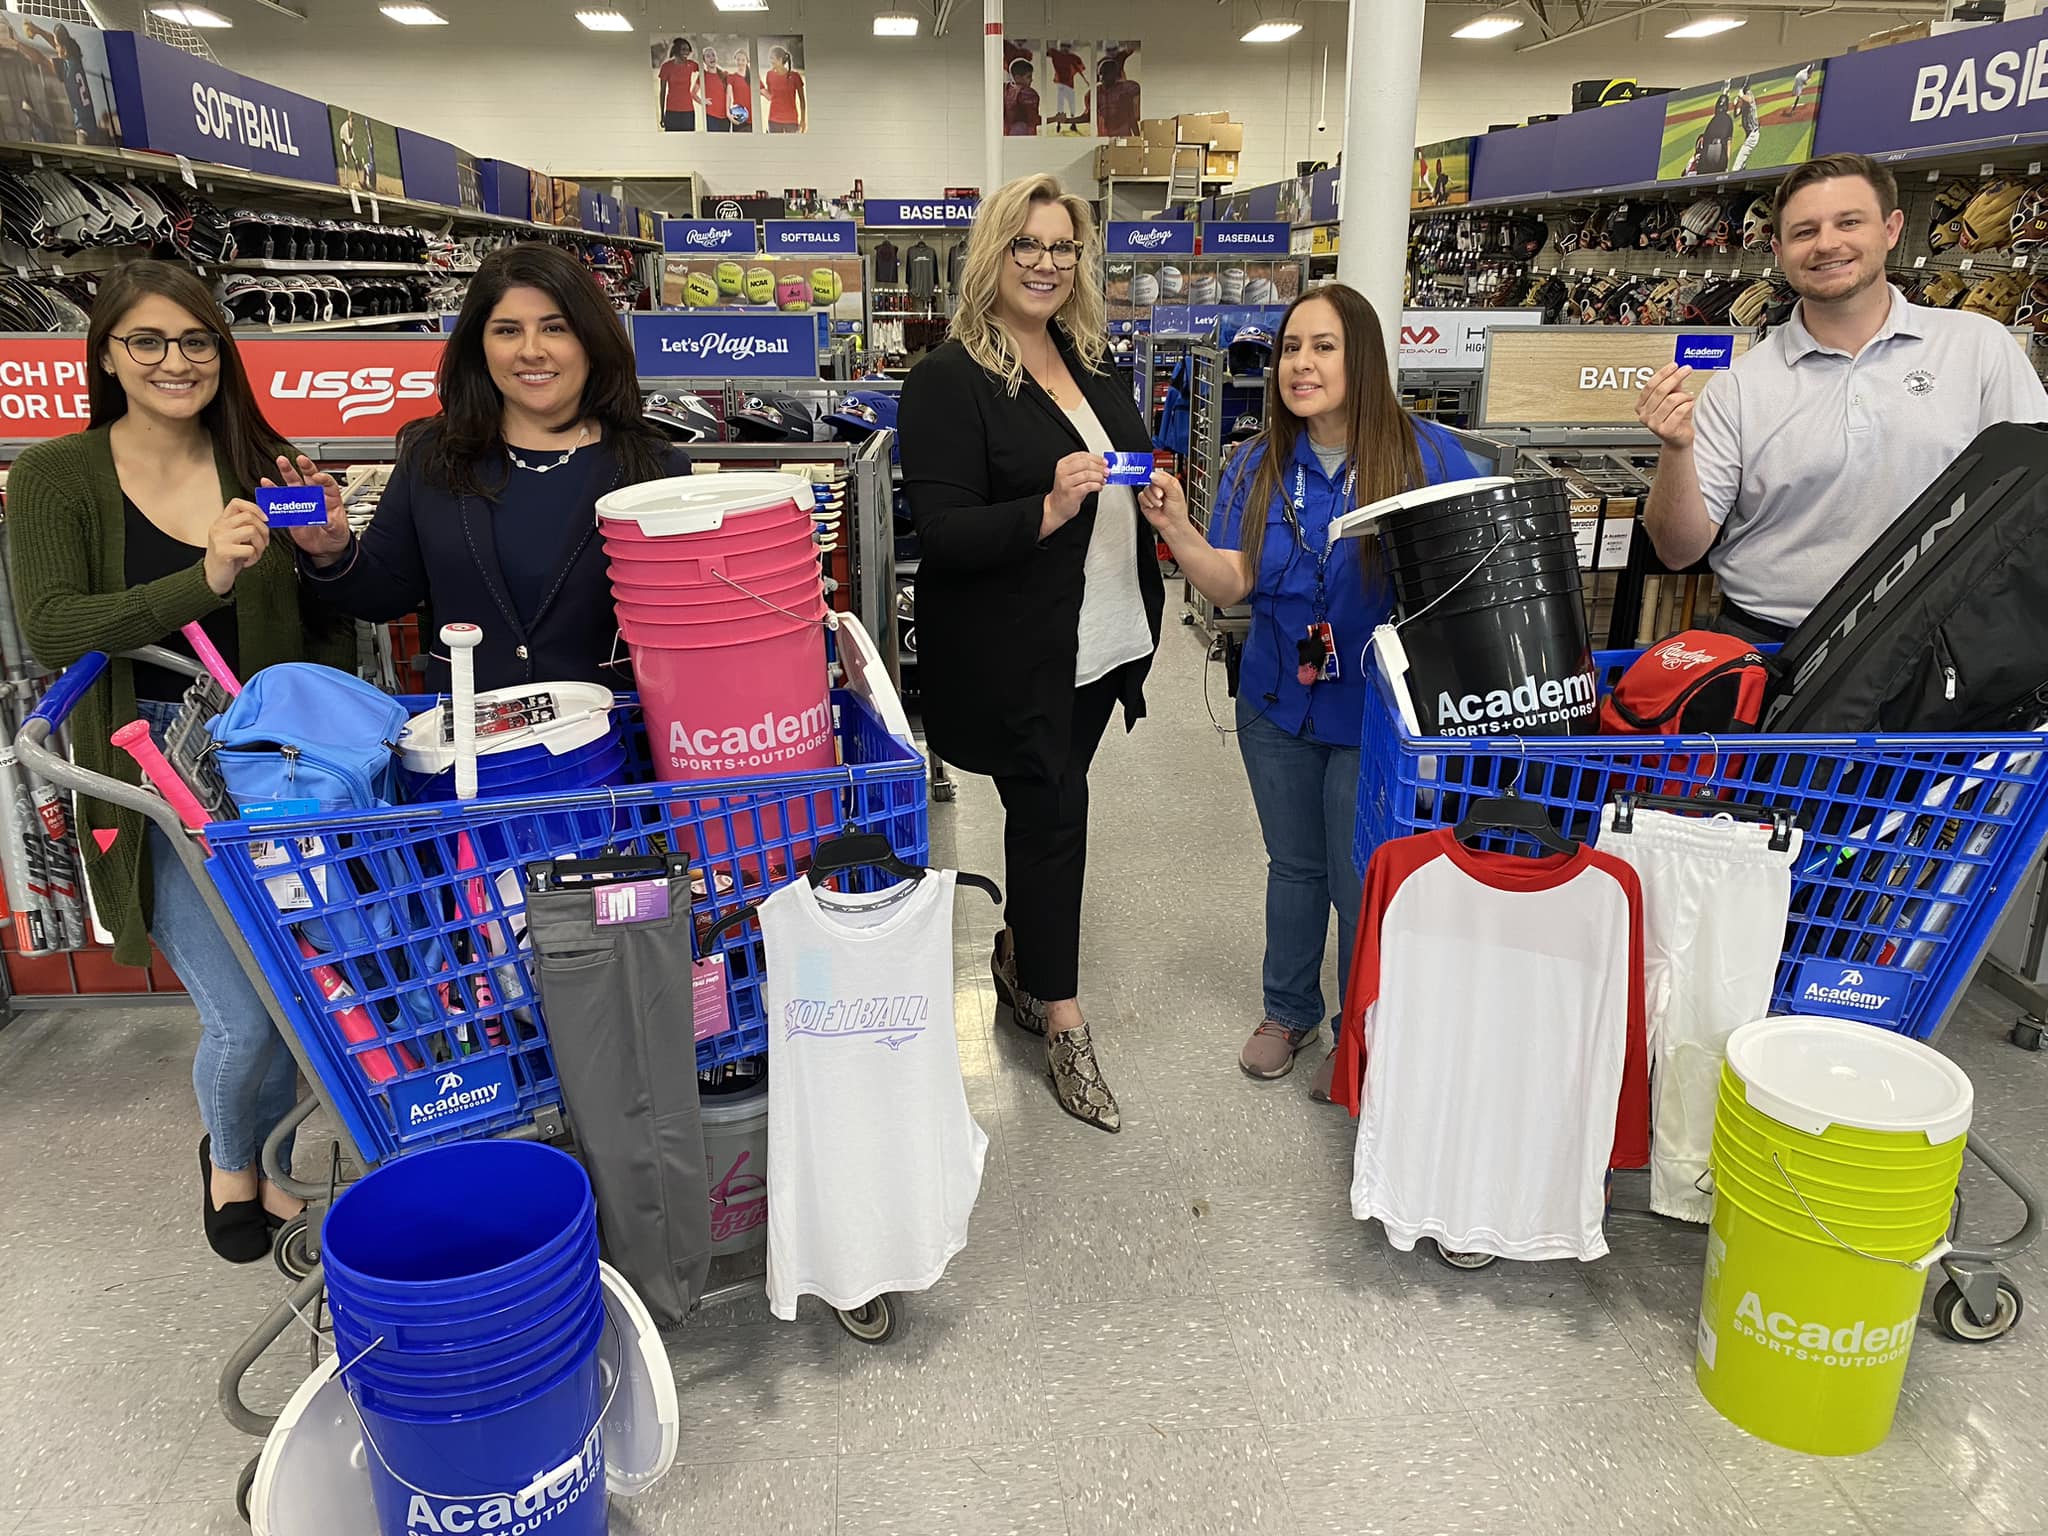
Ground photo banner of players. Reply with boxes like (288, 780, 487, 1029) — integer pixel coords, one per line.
(0, 14, 119, 147)
(1006, 39, 1100, 136)
(1412, 138, 1473, 209)
(1096, 40, 1142, 138)
(1657, 62, 1825, 181)
(652, 32, 806, 133)
(329, 107, 405, 197)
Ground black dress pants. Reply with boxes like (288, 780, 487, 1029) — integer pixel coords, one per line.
(990, 672, 1122, 1001)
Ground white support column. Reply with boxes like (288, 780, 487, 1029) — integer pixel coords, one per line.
(1335, 0, 1427, 374)
(985, 0, 1005, 196)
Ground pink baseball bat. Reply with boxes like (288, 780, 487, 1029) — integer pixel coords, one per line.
(299, 934, 419, 1082)
(110, 720, 212, 842)
(180, 621, 241, 696)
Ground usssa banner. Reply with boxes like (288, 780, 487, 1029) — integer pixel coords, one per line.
(0, 335, 446, 441)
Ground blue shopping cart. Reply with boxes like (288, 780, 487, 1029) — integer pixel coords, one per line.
(1356, 648, 2044, 1326)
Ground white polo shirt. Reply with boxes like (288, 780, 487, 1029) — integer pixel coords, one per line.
(1691, 286, 2048, 627)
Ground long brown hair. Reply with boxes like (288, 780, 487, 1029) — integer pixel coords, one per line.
(1221, 284, 1423, 584)
(403, 242, 672, 498)
(87, 260, 291, 488)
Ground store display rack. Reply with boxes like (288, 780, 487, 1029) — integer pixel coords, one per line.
(1181, 341, 1253, 661)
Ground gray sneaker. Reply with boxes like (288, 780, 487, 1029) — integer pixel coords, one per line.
(1239, 1020, 1318, 1080)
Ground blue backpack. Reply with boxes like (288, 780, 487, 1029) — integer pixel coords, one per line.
(207, 664, 407, 813)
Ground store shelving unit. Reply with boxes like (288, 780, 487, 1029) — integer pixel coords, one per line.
(1182, 341, 1253, 660)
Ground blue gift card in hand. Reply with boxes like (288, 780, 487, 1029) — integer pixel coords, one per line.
(258, 485, 327, 527)
(1103, 450, 1154, 487)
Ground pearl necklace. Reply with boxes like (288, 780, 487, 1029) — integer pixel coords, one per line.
(506, 423, 590, 474)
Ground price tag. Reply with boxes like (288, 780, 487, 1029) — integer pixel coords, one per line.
(1653, 267, 1662, 276)
(1914, 254, 1927, 268)
(1678, 268, 1689, 280)
(349, 188, 361, 213)
(370, 197, 380, 224)
(2018, 256, 2032, 269)
(1961, 257, 1975, 271)
(2032, 161, 2043, 176)
(1927, 169, 1942, 182)
(1981, 163, 1996, 176)
(176, 154, 197, 189)
(1608, 266, 1616, 277)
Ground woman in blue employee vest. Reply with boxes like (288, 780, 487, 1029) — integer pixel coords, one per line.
(1139, 283, 1477, 1093)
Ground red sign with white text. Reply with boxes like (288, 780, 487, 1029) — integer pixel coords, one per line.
(0, 335, 447, 442)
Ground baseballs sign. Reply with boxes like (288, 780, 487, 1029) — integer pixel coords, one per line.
(0, 334, 446, 443)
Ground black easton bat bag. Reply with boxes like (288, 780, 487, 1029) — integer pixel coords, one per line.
(1762, 422, 2048, 735)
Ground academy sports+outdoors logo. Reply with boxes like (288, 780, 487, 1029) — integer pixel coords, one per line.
(401, 1064, 506, 1128)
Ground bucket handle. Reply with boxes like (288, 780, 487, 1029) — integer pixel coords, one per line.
(1768, 1151, 1953, 1273)
(713, 567, 835, 630)
(1391, 527, 1514, 634)
(338, 1314, 625, 1507)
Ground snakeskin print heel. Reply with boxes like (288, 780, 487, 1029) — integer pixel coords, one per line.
(1047, 1023, 1120, 1133)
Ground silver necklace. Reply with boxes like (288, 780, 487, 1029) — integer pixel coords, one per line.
(506, 423, 590, 474)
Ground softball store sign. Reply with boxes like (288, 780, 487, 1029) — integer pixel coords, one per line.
(663, 219, 760, 255)
(1106, 221, 1196, 257)
(1816, 13, 2048, 157)
(1202, 222, 1289, 255)
(0, 335, 445, 441)
(631, 312, 819, 378)
(862, 198, 980, 228)
(104, 31, 338, 183)
(764, 220, 858, 256)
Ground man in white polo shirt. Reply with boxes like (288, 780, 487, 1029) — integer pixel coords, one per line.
(1635, 152, 2048, 643)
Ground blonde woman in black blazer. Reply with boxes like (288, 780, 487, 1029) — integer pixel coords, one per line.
(899, 173, 1177, 1133)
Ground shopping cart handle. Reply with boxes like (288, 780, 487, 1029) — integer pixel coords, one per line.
(27, 652, 108, 731)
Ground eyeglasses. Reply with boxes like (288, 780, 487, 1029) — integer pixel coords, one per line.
(109, 330, 221, 365)
(1009, 236, 1082, 270)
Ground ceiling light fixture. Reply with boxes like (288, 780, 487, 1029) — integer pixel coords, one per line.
(1452, 16, 1524, 40)
(1242, 21, 1302, 43)
(1666, 16, 1746, 37)
(380, 4, 448, 23)
(151, 5, 232, 25)
(575, 10, 632, 30)
(874, 10, 919, 35)
(712, 0, 770, 11)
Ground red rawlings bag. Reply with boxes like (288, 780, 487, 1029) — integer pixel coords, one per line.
(1599, 631, 1769, 796)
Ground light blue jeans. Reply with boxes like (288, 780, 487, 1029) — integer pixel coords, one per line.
(139, 700, 299, 1176)
(1236, 703, 1364, 1037)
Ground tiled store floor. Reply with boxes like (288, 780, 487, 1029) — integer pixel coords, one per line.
(3, 625, 2048, 1534)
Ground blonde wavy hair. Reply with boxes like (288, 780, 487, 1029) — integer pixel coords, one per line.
(949, 173, 1107, 393)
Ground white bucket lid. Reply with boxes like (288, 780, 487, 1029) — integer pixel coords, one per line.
(834, 612, 917, 751)
(597, 472, 816, 536)
(251, 1263, 677, 1533)
(1725, 1015, 1974, 1145)
(399, 683, 615, 774)
(1327, 475, 1521, 547)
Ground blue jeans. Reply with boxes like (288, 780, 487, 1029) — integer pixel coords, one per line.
(1236, 702, 1363, 1036)
(138, 701, 299, 1176)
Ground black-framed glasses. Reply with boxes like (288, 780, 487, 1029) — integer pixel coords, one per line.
(109, 330, 220, 365)
(1009, 236, 1082, 270)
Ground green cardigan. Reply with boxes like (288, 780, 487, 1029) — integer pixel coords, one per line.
(6, 425, 353, 967)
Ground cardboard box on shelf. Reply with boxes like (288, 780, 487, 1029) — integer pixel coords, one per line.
(1176, 111, 1239, 149)
(1139, 117, 1180, 146)
(1097, 143, 1163, 178)
(1205, 151, 1239, 180)
(1850, 20, 1933, 49)
(1206, 122, 1244, 153)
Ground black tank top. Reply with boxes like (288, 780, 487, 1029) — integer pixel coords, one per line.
(122, 494, 242, 701)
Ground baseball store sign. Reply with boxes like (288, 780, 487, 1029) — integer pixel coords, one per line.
(663, 219, 761, 255)
(1399, 309, 1544, 373)
(1106, 221, 1197, 257)
(631, 312, 819, 378)
(862, 198, 980, 228)
(764, 220, 859, 256)
(1815, 13, 2048, 157)
(0, 335, 446, 442)
(1201, 221, 1290, 254)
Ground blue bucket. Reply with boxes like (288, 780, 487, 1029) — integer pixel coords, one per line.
(323, 1142, 608, 1536)
(407, 734, 628, 803)
(353, 1334, 608, 1536)
(327, 1232, 600, 1349)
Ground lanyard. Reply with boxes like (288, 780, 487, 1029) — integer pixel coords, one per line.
(1283, 460, 1355, 624)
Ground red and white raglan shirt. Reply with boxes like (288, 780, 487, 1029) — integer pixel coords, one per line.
(1333, 830, 1650, 1262)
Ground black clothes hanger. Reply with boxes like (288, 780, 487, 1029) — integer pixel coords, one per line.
(1452, 788, 1577, 857)
(698, 832, 998, 952)
(1609, 790, 1796, 853)
(525, 851, 686, 896)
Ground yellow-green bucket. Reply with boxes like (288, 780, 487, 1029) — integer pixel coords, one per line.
(1694, 1016, 1972, 1457)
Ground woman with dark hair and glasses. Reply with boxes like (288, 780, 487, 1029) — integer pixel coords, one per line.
(6, 259, 355, 1262)
(290, 242, 688, 692)
(898, 172, 1167, 1133)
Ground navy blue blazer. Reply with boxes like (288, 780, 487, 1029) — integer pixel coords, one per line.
(302, 432, 691, 694)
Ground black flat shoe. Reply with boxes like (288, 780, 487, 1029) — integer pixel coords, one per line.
(200, 1135, 271, 1265)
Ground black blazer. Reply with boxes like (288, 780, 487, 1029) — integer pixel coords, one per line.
(899, 328, 1164, 780)
(301, 431, 691, 694)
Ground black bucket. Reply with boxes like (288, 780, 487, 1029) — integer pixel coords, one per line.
(1366, 477, 1597, 738)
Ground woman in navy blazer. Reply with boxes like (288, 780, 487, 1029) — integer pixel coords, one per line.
(288, 243, 687, 692)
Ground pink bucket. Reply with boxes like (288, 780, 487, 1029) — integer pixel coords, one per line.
(598, 473, 836, 864)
